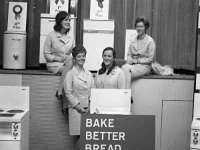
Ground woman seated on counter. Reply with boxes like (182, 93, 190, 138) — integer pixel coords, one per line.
(43, 11, 75, 114)
(95, 47, 125, 89)
(122, 16, 156, 89)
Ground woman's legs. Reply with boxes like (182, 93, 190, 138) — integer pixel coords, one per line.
(57, 59, 74, 113)
(121, 64, 132, 89)
(75, 136, 80, 150)
(58, 59, 74, 95)
(122, 64, 151, 89)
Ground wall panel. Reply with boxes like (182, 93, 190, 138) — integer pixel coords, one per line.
(26, 0, 47, 67)
(113, 0, 126, 59)
(126, 0, 154, 35)
(154, 0, 198, 70)
(22, 75, 76, 150)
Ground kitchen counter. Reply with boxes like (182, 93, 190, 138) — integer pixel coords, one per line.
(0, 69, 194, 80)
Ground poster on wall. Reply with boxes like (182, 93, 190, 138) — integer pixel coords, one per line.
(50, 0, 69, 15)
(7, 2, 27, 32)
(124, 29, 138, 60)
(90, 0, 109, 20)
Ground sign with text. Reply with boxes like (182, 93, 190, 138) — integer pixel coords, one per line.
(80, 114, 155, 150)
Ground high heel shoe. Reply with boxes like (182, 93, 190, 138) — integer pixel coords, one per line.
(62, 108, 68, 115)
(131, 97, 134, 103)
(55, 90, 63, 102)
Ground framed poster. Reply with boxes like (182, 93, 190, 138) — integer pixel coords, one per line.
(90, 0, 109, 20)
(7, 2, 27, 32)
(50, 0, 69, 15)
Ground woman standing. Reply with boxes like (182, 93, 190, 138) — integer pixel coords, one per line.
(122, 16, 156, 89)
(63, 45, 94, 150)
(95, 47, 125, 89)
(43, 11, 75, 113)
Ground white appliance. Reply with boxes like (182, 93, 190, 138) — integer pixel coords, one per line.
(40, 13, 76, 63)
(83, 19, 114, 71)
(3, 2, 27, 70)
(191, 93, 200, 150)
(90, 89, 131, 115)
(190, 73, 200, 150)
(0, 86, 29, 150)
(3, 31, 26, 69)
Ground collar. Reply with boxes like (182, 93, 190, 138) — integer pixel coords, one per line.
(72, 66, 86, 76)
(56, 31, 71, 44)
(136, 34, 147, 40)
(72, 66, 90, 83)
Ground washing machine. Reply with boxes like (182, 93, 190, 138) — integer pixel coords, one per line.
(3, 31, 26, 69)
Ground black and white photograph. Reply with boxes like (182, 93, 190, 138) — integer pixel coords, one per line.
(0, 0, 199, 150)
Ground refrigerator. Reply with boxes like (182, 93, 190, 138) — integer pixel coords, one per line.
(83, 19, 114, 71)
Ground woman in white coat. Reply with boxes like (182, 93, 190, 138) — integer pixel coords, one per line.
(95, 47, 125, 89)
(122, 16, 156, 89)
(43, 11, 75, 114)
(64, 45, 94, 150)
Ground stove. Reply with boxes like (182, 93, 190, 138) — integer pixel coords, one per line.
(190, 93, 200, 150)
(7, 109, 24, 113)
(0, 86, 29, 150)
(0, 108, 29, 122)
(191, 117, 200, 149)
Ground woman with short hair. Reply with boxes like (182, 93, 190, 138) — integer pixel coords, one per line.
(64, 45, 94, 150)
(122, 16, 156, 89)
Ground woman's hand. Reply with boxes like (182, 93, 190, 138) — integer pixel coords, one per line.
(127, 59, 138, 65)
(53, 56, 66, 62)
(132, 59, 138, 64)
(60, 56, 66, 62)
(63, 56, 72, 64)
(74, 104, 87, 114)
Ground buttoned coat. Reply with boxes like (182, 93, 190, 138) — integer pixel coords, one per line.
(95, 66, 125, 89)
(64, 67, 94, 135)
(43, 30, 75, 73)
(124, 34, 156, 78)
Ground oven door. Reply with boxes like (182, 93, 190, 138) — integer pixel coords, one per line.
(0, 141, 21, 150)
(0, 122, 22, 150)
(0, 122, 21, 140)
